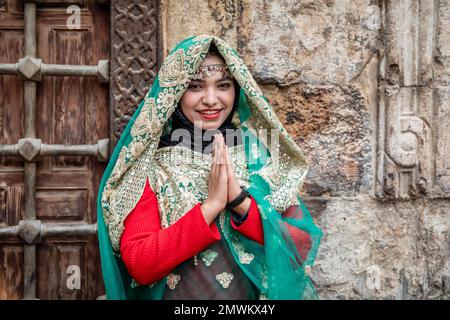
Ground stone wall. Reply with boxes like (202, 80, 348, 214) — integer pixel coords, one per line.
(160, 0, 450, 299)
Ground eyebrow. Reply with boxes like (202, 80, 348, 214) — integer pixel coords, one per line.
(190, 75, 233, 83)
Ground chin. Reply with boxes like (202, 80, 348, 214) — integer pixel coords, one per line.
(193, 118, 225, 130)
(201, 123, 222, 130)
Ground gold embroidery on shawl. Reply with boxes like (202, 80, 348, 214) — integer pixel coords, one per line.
(131, 97, 160, 138)
(153, 144, 248, 227)
(199, 249, 218, 267)
(193, 35, 211, 43)
(239, 251, 255, 265)
(261, 268, 268, 289)
(259, 293, 268, 300)
(130, 279, 139, 288)
(166, 273, 181, 290)
(218, 210, 255, 265)
(159, 49, 188, 87)
(234, 241, 255, 264)
(304, 265, 312, 275)
(107, 146, 128, 187)
(193, 254, 198, 266)
(106, 145, 154, 251)
(215, 272, 234, 289)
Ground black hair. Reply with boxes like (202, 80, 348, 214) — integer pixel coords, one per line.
(207, 42, 221, 56)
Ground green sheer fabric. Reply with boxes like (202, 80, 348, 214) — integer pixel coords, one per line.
(97, 35, 322, 300)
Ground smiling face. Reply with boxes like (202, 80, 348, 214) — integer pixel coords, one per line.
(179, 53, 236, 130)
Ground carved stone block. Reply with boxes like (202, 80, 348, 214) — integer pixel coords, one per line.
(377, 0, 449, 199)
(110, 0, 160, 148)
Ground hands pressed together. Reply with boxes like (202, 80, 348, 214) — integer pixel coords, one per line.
(200, 134, 251, 225)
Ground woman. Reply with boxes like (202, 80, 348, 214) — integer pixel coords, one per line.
(97, 35, 322, 300)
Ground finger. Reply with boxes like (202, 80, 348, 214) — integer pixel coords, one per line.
(224, 145, 231, 165)
(220, 136, 226, 162)
(221, 140, 227, 167)
(220, 164, 228, 183)
(220, 137, 227, 166)
(221, 141, 229, 163)
(217, 135, 223, 163)
(223, 145, 229, 168)
(227, 147, 235, 171)
(212, 135, 218, 162)
(212, 136, 218, 166)
(212, 135, 219, 167)
(225, 147, 234, 179)
(215, 136, 221, 164)
(213, 134, 220, 155)
(210, 137, 219, 176)
(219, 148, 228, 181)
(216, 137, 223, 162)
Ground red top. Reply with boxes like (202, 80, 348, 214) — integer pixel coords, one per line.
(120, 179, 264, 285)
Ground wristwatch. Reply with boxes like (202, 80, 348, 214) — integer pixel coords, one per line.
(226, 186, 250, 211)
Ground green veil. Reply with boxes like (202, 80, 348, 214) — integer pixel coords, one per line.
(97, 35, 322, 300)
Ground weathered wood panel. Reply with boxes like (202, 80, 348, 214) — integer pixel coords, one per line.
(0, 29, 24, 170)
(0, 0, 110, 299)
(0, 243, 23, 299)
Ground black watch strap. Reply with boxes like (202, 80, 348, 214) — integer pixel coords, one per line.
(226, 187, 249, 210)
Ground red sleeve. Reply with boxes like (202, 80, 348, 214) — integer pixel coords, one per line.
(120, 179, 221, 286)
(230, 195, 264, 245)
(283, 206, 312, 262)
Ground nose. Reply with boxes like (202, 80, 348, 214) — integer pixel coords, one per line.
(202, 87, 219, 107)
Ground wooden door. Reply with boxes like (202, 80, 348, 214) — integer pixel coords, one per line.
(0, 0, 109, 299)
(0, 0, 160, 300)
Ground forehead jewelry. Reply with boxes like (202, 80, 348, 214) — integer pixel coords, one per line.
(192, 63, 231, 80)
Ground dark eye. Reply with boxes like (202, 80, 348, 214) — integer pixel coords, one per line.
(188, 83, 202, 90)
(219, 82, 231, 89)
